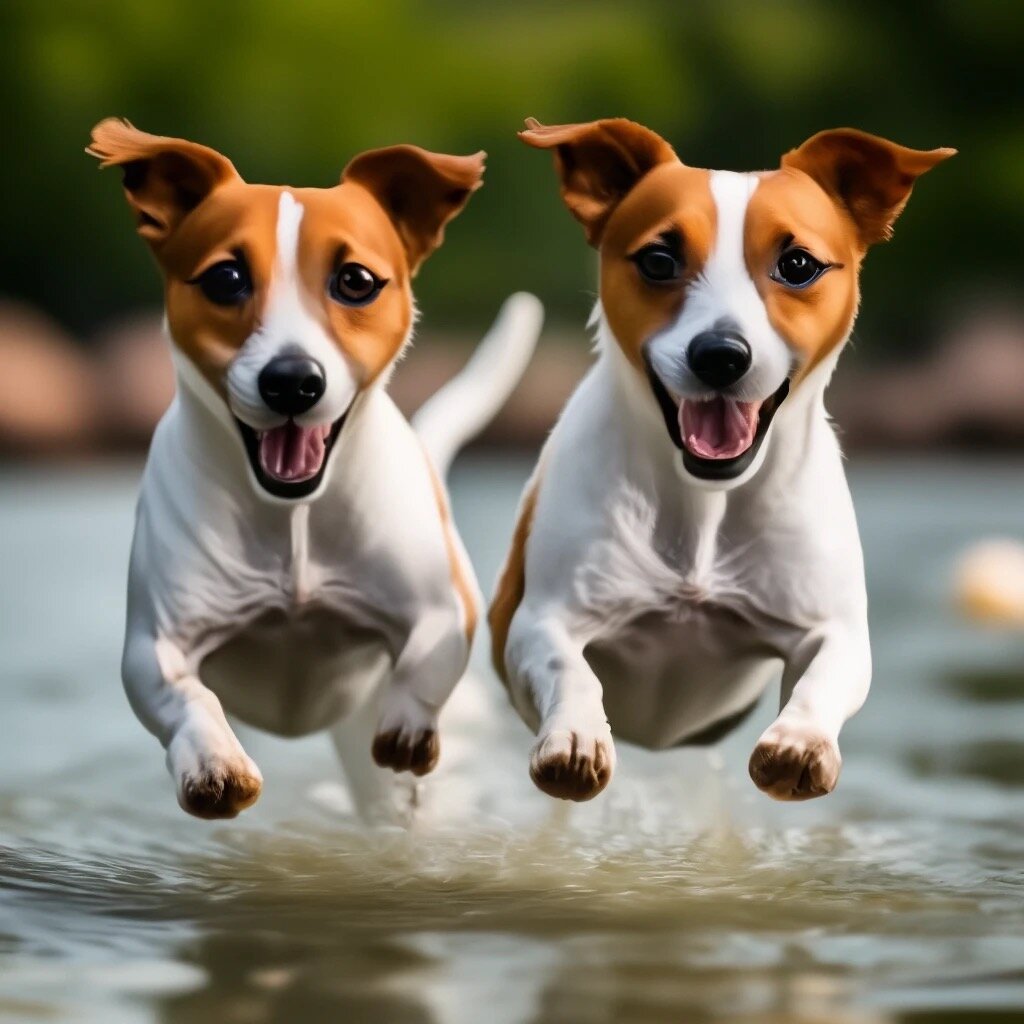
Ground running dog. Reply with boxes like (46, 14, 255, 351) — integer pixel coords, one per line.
(88, 119, 542, 820)
(491, 118, 952, 802)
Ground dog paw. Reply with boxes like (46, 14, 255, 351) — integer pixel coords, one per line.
(372, 726, 440, 777)
(530, 728, 615, 802)
(372, 692, 441, 777)
(177, 756, 263, 819)
(748, 724, 841, 801)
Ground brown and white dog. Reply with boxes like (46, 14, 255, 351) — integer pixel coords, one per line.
(491, 118, 952, 802)
(88, 119, 542, 821)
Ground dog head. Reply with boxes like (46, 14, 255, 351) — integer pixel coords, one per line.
(521, 118, 953, 485)
(88, 119, 484, 500)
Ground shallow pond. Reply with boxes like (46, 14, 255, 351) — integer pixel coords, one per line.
(2, 456, 1024, 1023)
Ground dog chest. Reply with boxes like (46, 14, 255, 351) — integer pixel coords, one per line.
(584, 602, 782, 749)
(198, 605, 394, 737)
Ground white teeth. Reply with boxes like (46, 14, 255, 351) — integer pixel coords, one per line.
(254, 421, 333, 483)
(726, 400, 751, 433)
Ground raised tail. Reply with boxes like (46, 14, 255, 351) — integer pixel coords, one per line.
(413, 292, 543, 477)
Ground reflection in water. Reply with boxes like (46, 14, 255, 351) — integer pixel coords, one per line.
(909, 739, 1024, 787)
(3, 810, 1022, 1022)
(159, 933, 438, 1024)
(2, 458, 1024, 1022)
(941, 667, 1024, 704)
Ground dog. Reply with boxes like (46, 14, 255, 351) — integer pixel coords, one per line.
(490, 118, 953, 802)
(87, 119, 542, 821)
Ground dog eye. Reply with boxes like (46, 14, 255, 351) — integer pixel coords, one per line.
(330, 263, 386, 306)
(773, 248, 828, 289)
(192, 260, 252, 305)
(632, 243, 682, 284)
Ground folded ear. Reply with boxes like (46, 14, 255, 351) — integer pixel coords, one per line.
(87, 118, 239, 245)
(782, 128, 955, 246)
(518, 117, 677, 246)
(342, 145, 485, 275)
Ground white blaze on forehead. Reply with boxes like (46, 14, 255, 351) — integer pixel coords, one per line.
(706, 171, 759, 293)
(263, 190, 309, 331)
(275, 189, 304, 277)
(225, 189, 358, 430)
(645, 170, 791, 405)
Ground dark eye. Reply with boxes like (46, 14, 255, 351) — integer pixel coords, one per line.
(632, 243, 683, 284)
(192, 259, 252, 305)
(330, 262, 385, 306)
(774, 248, 828, 288)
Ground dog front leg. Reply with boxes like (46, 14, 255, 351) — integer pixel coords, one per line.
(370, 607, 470, 778)
(505, 608, 615, 802)
(122, 630, 262, 819)
(748, 624, 871, 801)
(331, 692, 417, 825)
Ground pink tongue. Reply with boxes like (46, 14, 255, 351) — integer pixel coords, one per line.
(258, 421, 331, 482)
(680, 396, 761, 460)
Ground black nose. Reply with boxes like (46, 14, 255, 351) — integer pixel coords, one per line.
(687, 330, 752, 389)
(258, 355, 326, 416)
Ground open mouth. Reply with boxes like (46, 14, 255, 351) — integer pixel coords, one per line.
(235, 416, 347, 499)
(643, 352, 790, 481)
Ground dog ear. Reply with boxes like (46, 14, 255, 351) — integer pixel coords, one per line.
(342, 145, 485, 275)
(87, 118, 239, 245)
(782, 128, 955, 247)
(518, 117, 677, 246)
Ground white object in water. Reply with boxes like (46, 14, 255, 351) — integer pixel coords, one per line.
(954, 539, 1024, 627)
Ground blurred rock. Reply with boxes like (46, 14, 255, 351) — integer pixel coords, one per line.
(0, 301, 99, 454)
(830, 309, 1024, 449)
(92, 313, 174, 448)
(2, 302, 1023, 458)
(391, 331, 587, 448)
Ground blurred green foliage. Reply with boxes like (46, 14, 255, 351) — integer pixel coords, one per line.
(2, 0, 1020, 352)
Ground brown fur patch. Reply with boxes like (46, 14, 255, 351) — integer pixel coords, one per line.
(87, 118, 238, 244)
(290, 184, 414, 386)
(159, 183, 282, 393)
(179, 762, 262, 819)
(89, 120, 483, 396)
(372, 727, 440, 776)
(342, 145, 485, 273)
(748, 729, 841, 802)
(599, 162, 717, 369)
(782, 128, 955, 247)
(423, 449, 478, 645)
(518, 117, 677, 246)
(157, 182, 416, 393)
(488, 472, 542, 683)
(745, 168, 863, 377)
(522, 118, 951, 383)
(529, 730, 613, 801)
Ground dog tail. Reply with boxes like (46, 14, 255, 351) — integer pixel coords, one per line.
(413, 292, 543, 477)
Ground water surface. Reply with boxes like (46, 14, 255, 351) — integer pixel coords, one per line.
(2, 456, 1024, 1023)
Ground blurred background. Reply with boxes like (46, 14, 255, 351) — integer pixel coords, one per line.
(4, 3, 1024, 1023)
(2, 0, 1023, 456)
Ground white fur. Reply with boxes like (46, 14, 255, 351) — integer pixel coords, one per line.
(122, 192, 543, 821)
(501, 174, 871, 799)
